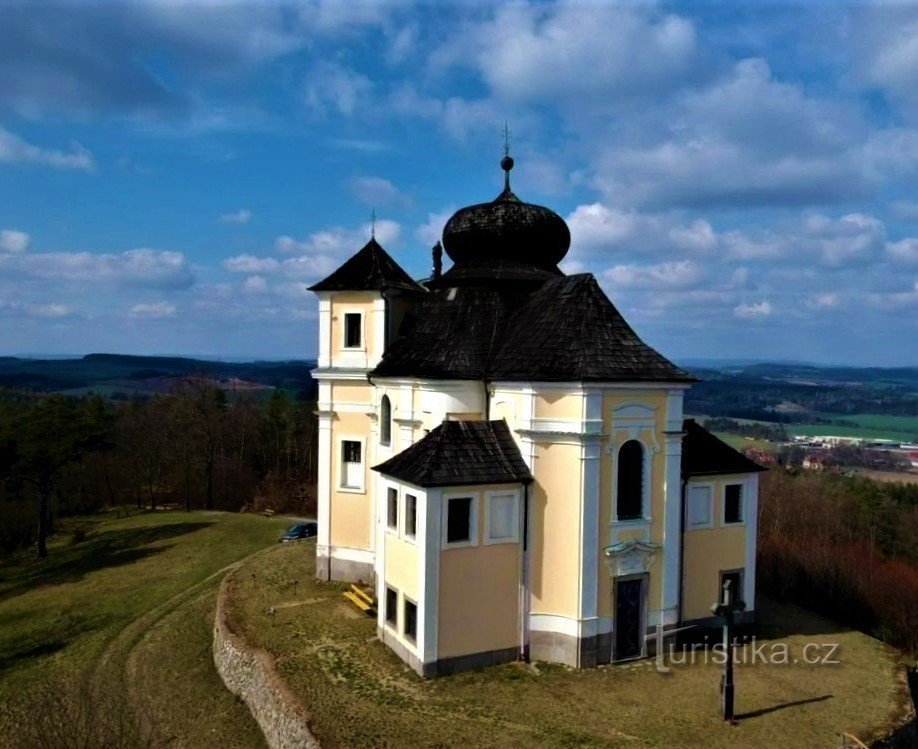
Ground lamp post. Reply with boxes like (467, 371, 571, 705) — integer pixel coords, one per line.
(711, 578, 745, 725)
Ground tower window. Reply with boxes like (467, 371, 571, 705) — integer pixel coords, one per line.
(343, 312, 362, 349)
(445, 496, 474, 545)
(616, 440, 644, 521)
(724, 484, 744, 524)
(380, 395, 392, 446)
(385, 587, 398, 627)
(405, 494, 417, 538)
(340, 440, 363, 490)
(386, 487, 398, 530)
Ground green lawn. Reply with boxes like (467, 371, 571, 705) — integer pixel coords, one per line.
(0, 509, 294, 748)
(225, 542, 910, 749)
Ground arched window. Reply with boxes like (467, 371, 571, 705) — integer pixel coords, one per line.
(380, 395, 392, 446)
(617, 440, 644, 520)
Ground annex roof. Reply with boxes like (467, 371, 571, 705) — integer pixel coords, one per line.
(372, 419, 533, 488)
(308, 238, 425, 294)
(681, 419, 768, 477)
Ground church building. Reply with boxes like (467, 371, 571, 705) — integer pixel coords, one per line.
(309, 154, 765, 677)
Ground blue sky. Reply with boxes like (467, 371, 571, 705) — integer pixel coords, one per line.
(1, 1, 917, 365)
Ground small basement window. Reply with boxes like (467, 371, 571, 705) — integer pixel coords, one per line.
(343, 312, 362, 349)
(724, 484, 744, 524)
(403, 598, 417, 643)
(720, 570, 744, 606)
(385, 587, 398, 627)
(446, 496, 473, 544)
(404, 494, 417, 538)
(386, 487, 398, 530)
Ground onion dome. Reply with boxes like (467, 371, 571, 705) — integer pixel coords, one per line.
(440, 156, 571, 280)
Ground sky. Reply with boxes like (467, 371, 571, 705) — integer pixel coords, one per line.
(1, 1, 917, 366)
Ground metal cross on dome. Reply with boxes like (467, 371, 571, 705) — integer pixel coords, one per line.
(370, 208, 376, 239)
(502, 122, 512, 156)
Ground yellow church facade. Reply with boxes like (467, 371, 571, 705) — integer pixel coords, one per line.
(310, 156, 764, 676)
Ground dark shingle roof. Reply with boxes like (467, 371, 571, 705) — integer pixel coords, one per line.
(308, 238, 425, 293)
(371, 274, 693, 383)
(681, 419, 768, 477)
(372, 420, 533, 488)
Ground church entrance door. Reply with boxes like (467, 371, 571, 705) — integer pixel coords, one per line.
(614, 577, 644, 660)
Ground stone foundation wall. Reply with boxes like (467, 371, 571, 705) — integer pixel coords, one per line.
(213, 572, 320, 749)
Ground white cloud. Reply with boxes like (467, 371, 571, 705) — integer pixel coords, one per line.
(219, 208, 252, 224)
(603, 260, 704, 290)
(129, 301, 177, 319)
(302, 61, 373, 117)
(887, 238, 918, 264)
(347, 176, 410, 208)
(242, 275, 269, 294)
(733, 300, 773, 319)
(223, 254, 279, 273)
(0, 229, 30, 254)
(807, 292, 840, 310)
(0, 248, 193, 288)
(0, 127, 95, 171)
(414, 210, 453, 247)
(276, 219, 400, 256)
(29, 302, 71, 318)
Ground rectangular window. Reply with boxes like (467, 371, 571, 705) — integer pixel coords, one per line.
(686, 485, 712, 529)
(446, 496, 473, 544)
(386, 487, 398, 530)
(404, 494, 417, 538)
(403, 599, 417, 643)
(341, 440, 362, 490)
(487, 492, 518, 542)
(343, 312, 362, 349)
(720, 570, 744, 606)
(385, 586, 398, 627)
(724, 484, 744, 524)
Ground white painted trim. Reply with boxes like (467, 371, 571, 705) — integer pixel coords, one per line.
(579, 389, 601, 626)
(317, 297, 332, 369)
(661, 408, 683, 622)
(529, 613, 613, 638)
(492, 381, 691, 392)
(685, 481, 715, 530)
(744, 473, 759, 608)
(402, 490, 418, 542)
(441, 492, 479, 549)
(609, 437, 654, 523)
(328, 546, 375, 564)
(371, 296, 386, 367)
(484, 488, 521, 544)
(311, 368, 371, 381)
(337, 435, 366, 493)
(420, 488, 440, 665)
(317, 402, 332, 555)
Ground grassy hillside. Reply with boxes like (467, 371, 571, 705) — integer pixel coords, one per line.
(0, 510, 295, 748)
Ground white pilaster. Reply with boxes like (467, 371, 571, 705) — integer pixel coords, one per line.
(317, 294, 331, 369)
(316, 381, 333, 574)
(744, 473, 759, 609)
(420, 488, 441, 666)
(661, 389, 684, 626)
(578, 390, 602, 628)
(371, 296, 386, 367)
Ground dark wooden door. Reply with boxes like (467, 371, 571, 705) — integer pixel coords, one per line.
(615, 578, 643, 660)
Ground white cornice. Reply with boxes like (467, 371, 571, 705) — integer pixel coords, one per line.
(312, 367, 370, 381)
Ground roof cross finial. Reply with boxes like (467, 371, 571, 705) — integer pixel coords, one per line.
(500, 122, 514, 192)
(370, 208, 376, 239)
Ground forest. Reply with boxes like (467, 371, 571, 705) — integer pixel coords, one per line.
(0, 380, 317, 556)
(758, 469, 918, 654)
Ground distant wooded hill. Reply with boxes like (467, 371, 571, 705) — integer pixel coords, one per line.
(0, 354, 318, 401)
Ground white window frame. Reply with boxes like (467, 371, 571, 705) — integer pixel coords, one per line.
(385, 485, 399, 533)
(379, 393, 392, 447)
(338, 436, 365, 493)
(685, 482, 714, 530)
(441, 492, 479, 549)
(484, 489, 520, 544)
(341, 309, 365, 351)
(403, 492, 418, 541)
(612, 438, 653, 523)
(722, 481, 746, 527)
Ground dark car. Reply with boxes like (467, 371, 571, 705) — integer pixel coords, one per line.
(280, 522, 318, 543)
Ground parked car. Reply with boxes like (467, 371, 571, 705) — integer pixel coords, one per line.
(280, 522, 318, 543)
